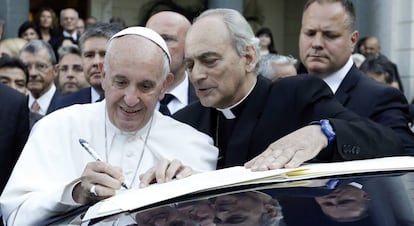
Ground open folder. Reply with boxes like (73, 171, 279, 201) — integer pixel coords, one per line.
(82, 156, 414, 222)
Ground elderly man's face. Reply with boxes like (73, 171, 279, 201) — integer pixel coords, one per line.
(21, 49, 56, 98)
(102, 35, 171, 132)
(61, 9, 78, 33)
(184, 16, 254, 109)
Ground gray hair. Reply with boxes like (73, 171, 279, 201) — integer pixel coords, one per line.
(20, 40, 57, 65)
(258, 54, 297, 79)
(78, 22, 121, 51)
(195, 8, 260, 65)
(104, 35, 170, 78)
(57, 44, 81, 60)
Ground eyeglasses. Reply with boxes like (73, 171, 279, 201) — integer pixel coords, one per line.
(59, 65, 83, 73)
(25, 62, 51, 73)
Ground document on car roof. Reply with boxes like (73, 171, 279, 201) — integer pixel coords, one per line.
(82, 156, 414, 222)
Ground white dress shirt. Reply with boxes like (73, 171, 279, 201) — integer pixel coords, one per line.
(0, 101, 218, 225)
(90, 87, 102, 103)
(62, 30, 78, 41)
(322, 56, 353, 94)
(158, 72, 190, 115)
(28, 84, 57, 115)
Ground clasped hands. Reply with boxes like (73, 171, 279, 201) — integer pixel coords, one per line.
(73, 159, 191, 204)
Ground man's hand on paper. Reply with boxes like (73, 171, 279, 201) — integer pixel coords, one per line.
(245, 125, 328, 171)
(72, 161, 125, 204)
(139, 159, 193, 188)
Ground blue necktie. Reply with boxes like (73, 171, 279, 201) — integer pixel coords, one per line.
(159, 94, 174, 116)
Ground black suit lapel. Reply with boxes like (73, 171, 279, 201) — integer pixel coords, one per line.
(224, 76, 272, 167)
(335, 64, 360, 105)
(46, 90, 61, 114)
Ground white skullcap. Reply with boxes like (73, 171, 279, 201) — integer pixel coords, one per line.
(109, 26, 171, 65)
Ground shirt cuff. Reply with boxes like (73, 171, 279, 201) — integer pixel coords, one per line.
(61, 179, 83, 206)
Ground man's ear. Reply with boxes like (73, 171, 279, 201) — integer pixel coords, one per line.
(160, 72, 174, 100)
(245, 46, 257, 73)
(350, 30, 359, 52)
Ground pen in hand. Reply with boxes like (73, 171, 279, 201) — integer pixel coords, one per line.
(79, 138, 129, 189)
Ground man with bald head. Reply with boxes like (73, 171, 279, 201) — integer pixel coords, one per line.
(146, 11, 198, 116)
(362, 35, 403, 90)
(60, 8, 80, 42)
(299, 0, 413, 153)
(0, 27, 218, 225)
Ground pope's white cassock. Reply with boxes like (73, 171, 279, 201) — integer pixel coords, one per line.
(0, 101, 218, 225)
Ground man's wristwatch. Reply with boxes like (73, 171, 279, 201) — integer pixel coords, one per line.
(319, 119, 336, 143)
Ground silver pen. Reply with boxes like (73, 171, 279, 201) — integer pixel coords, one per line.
(79, 138, 129, 189)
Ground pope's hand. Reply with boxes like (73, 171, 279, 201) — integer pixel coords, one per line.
(245, 125, 328, 171)
(139, 159, 193, 188)
(72, 161, 125, 204)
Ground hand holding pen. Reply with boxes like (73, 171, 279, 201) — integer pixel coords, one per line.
(72, 139, 128, 204)
(79, 138, 129, 189)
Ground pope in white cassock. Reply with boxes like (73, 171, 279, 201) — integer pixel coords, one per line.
(0, 27, 218, 225)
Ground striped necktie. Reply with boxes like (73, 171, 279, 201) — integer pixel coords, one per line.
(31, 100, 40, 113)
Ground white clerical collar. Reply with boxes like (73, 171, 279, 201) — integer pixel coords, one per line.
(216, 79, 257, 119)
(322, 57, 353, 93)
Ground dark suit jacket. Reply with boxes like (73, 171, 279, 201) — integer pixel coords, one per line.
(46, 89, 62, 114)
(336, 65, 414, 154)
(173, 75, 403, 168)
(0, 84, 29, 192)
(51, 87, 92, 111)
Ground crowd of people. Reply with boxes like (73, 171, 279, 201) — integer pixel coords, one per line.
(0, 0, 413, 225)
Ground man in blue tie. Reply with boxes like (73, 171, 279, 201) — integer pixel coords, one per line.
(146, 11, 198, 116)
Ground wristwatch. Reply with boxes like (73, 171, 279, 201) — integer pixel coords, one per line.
(319, 119, 336, 143)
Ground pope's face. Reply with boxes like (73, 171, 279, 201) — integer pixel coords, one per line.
(102, 35, 171, 132)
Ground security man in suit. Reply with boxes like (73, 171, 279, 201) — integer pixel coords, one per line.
(173, 8, 404, 170)
(146, 11, 198, 116)
(298, 0, 414, 153)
